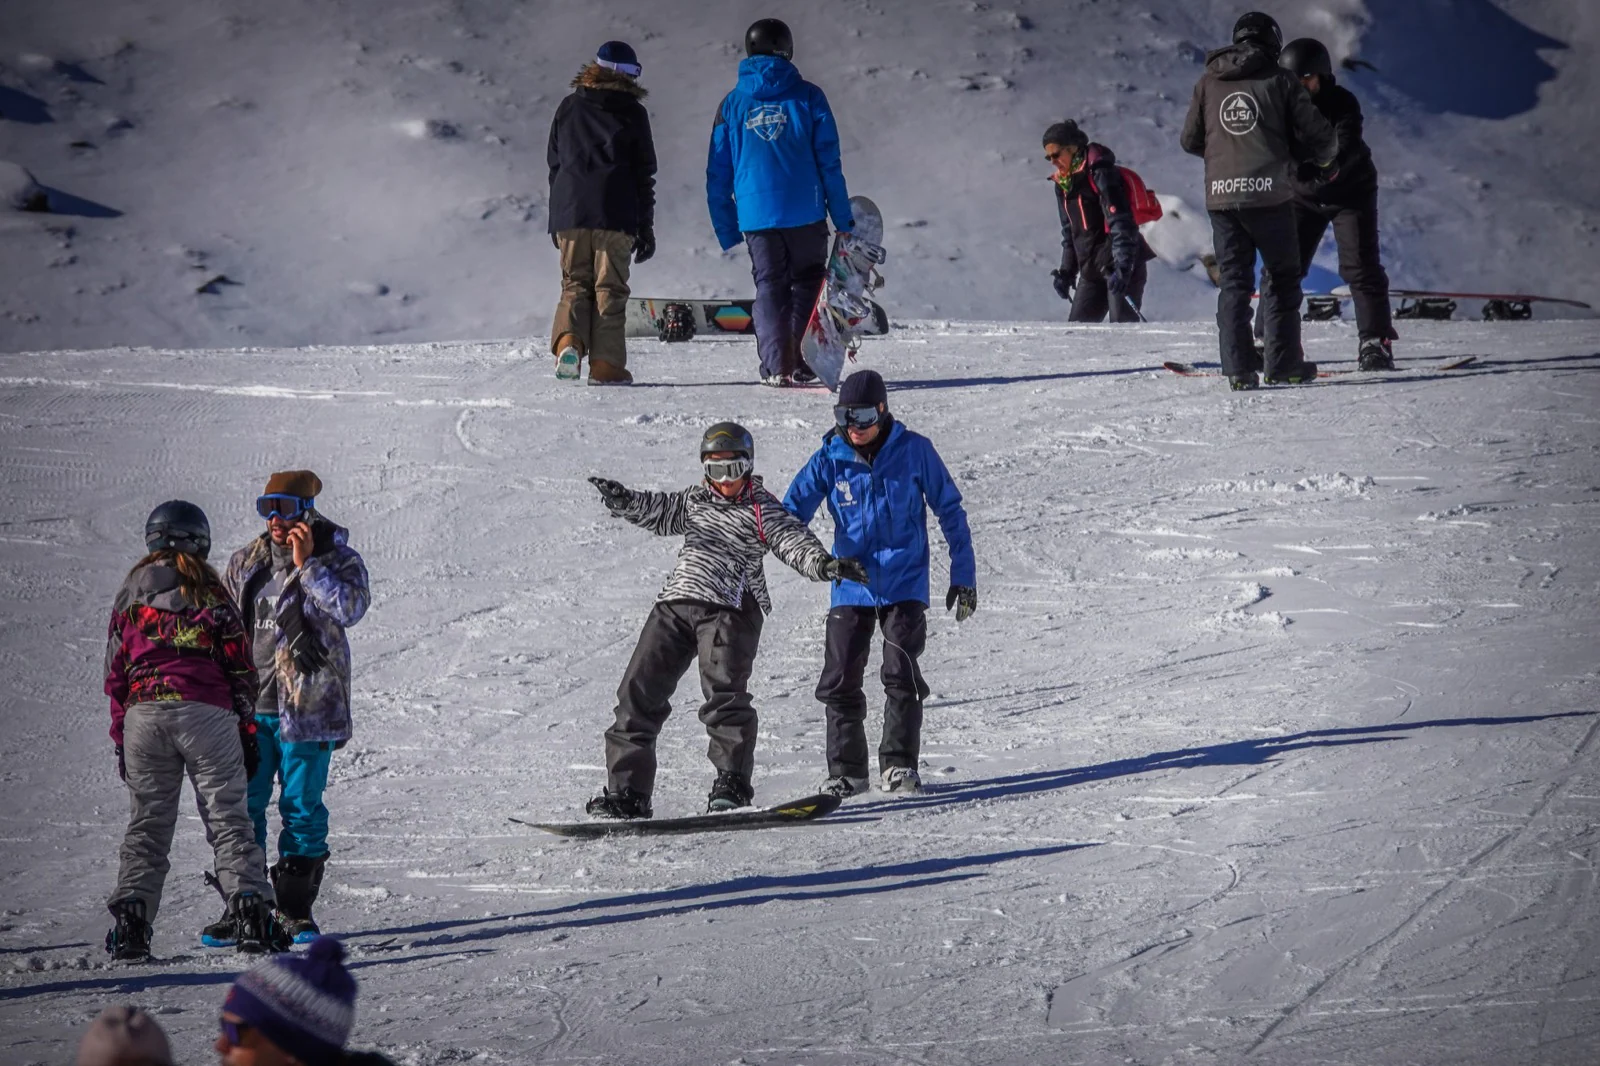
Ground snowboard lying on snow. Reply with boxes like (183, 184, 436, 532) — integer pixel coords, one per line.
(625, 297, 888, 340)
(511, 792, 842, 838)
(1162, 355, 1477, 379)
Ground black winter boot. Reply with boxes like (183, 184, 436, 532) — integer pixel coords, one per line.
(271, 855, 327, 944)
(1358, 337, 1395, 371)
(105, 898, 152, 962)
(706, 770, 754, 812)
(585, 787, 653, 820)
(231, 892, 291, 955)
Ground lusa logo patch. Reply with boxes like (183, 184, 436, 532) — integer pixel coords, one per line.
(1219, 91, 1259, 135)
(746, 104, 788, 142)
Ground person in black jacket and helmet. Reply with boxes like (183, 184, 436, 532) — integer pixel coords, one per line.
(547, 41, 658, 386)
(1256, 37, 1398, 371)
(1044, 120, 1158, 323)
(1181, 12, 1338, 389)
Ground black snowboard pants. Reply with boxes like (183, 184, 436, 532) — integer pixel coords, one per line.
(815, 602, 931, 779)
(605, 597, 764, 796)
(1256, 193, 1397, 342)
(1210, 204, 1310, 380)
(747, 221, 830, 377)
(1069, 258, 1148, 323)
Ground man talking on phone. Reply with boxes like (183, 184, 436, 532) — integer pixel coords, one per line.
(203, 470, 370, 948)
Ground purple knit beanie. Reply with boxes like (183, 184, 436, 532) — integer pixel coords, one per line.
(223, 936, 357, 1065)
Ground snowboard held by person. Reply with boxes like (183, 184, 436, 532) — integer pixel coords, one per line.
(1254, 36, 1398, 371)
(548, 40, 658, 386)
(706, 18, 854, 387)
(103, 500, 284, 961)
(585, 423, 868, 817)
(1044, 120, 1158, 323)
(783, 371, 977, 797)
(1180, 11, 1338, 389)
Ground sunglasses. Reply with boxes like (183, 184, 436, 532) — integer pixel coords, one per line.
(703, 458, 752, 484)
(257, 494, 313, 521)
(219, 1017, 251, 1048)
(1045, 146, 1071, 163)
(833, 405, 882, 429)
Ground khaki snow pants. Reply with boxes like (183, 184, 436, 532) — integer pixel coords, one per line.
(551, 228, 634, 369)
(111, 700, 273, 923)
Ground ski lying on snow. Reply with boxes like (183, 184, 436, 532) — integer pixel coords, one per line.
(511, 792, 842, 838)
(1162, 356, 1477, 379)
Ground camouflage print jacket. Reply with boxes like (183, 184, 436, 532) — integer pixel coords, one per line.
(225, 514, 370, 743)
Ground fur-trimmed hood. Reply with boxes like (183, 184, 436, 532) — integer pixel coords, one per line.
(573, 63, 647, 98)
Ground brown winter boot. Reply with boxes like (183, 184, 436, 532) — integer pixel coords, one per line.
(553, 332, 583, 381)
(587, 359, 634, 386)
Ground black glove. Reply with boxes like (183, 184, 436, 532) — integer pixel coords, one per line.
(287, 628, 328, 675)
(588, 476, 630, 513)
(945, 585, 978, 622)
(1051, 268, 1075, 301)
(115, 745, 126, 782)
(240, 726, 260, 780)
(1106, 266, 1130, 297)
(823, 557, 870, 584)
(1300, 160, 1339, 188)
(633, 227, 655, 264)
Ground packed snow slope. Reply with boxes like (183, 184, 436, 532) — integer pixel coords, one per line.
(2, 0, 1598, 353)
(0, 322, 1598, 1065)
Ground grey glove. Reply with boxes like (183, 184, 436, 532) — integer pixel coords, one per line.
(824, 557, 869, 584)
(588, 476, 630, 513)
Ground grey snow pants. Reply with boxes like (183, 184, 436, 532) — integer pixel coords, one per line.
(111, 700, 273, 923)
(604, 597, 764, 795)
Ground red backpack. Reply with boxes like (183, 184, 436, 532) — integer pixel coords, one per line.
(1093, 165, 1164, 227)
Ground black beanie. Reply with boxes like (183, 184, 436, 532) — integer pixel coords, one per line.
(838, 369, 887, 407)
(1042, 120, 1088, 150)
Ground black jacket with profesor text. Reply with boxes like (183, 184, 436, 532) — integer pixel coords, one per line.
(547, 65, 657, 236)
(1180, 42, 1337, 211)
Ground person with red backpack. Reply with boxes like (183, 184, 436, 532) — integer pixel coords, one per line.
(1044, 120, 1159, 323)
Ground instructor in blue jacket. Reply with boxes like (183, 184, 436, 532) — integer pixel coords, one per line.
(784, 370, 978, 797)
(707, 18, 854, 387)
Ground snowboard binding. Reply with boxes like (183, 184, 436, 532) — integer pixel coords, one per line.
(1302, 296, 1341, 321)
(1481, 299, 1533, 321)
(655, 302, 696, 343)
(1396, 297, 1456, 321)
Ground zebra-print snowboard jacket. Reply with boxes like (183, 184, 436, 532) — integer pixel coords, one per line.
(615, 477, 833, 612)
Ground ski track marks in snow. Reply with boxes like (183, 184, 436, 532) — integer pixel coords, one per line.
(0, 322, 1598, 1064)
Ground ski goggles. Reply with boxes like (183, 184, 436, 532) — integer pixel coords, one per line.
(256, 493, 313, 520)
(834, 405, 883, 429)
(703, 457, 752, 483)
(219, 1018, 252, 1049)
(596, 55, 642, 77)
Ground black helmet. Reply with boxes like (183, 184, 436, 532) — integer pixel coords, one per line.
(745, 18, 794, 60)
(144, 500, 211, 559)
(1232, 11, 1283, 55)
(1279, 37, 1333, 78)
(700, 421, 755, 464)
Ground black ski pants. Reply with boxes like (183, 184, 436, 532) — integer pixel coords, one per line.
(815, 602, 931, 779)
(1210, 204, 1309, 380)
(1255, 193, 1396, 342)
(1069, 258, 1148, 323)
(605, 597, 764, 795)
(747, 221, 830, 377)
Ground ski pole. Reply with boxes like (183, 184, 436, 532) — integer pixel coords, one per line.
(1124, 294, 1148, 323)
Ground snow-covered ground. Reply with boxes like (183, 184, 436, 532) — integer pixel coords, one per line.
(2, 0, 1597, 353)
(1, 322, 1597, 1064)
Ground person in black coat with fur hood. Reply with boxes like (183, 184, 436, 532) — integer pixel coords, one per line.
(547, 41, 657, 386)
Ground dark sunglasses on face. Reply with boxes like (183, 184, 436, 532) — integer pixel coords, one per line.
(257, 494, 313, 521)
(834, 405, 882, 429)
(220, 1017, 251, 1048)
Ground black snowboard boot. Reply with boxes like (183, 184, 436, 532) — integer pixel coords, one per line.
(1262, 361, 1318, 385)
(231, 891, 290, 955)
(1228, 375, 1259, 391)
(1358, 337, 1395, 371)
(105, 898, 152, 962)
(585, 787, 653, 820)
(271, 855, 327, 944)
(706, 770, 754, 812)
(200, 908, 237, 948)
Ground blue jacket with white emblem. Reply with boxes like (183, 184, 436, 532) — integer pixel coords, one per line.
(706, 55, 853, 250)
(783, 420, 976, 609)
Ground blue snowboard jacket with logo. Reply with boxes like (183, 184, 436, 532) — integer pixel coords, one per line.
(783, 420, 976, 609)
(706, 55, 853, 250)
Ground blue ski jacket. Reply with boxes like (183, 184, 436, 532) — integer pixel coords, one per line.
(783, 421, 976, 609)
(706, 55, 853, 250)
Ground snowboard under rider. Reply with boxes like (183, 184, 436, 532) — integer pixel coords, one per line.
(1044, 120, 1158, 323)
(783, 370, 977, 797)
(585, 423, 868, 818)
(1252, 36, 1398, 371)
(706, 18, 854, 387)
(547, 40, 658, 386)
(103, 500, 283, 961)
(1181, 11, 1338, 390)
(202, 469, 370, 950)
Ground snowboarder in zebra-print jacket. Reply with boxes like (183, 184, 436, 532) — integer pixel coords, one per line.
(584, 422, 868, 820)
